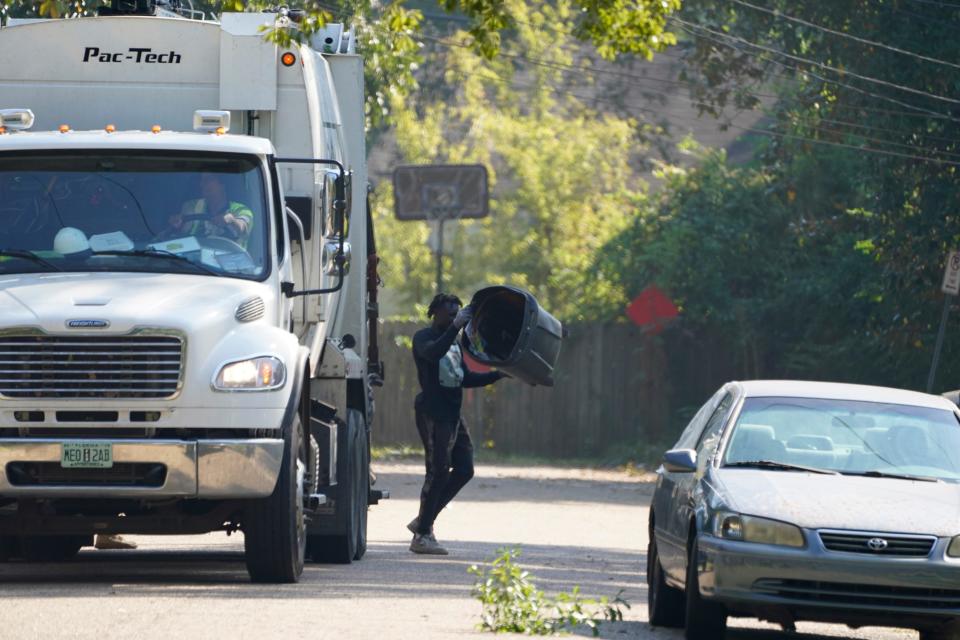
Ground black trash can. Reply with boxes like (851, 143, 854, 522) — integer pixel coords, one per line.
(461, 285, 563, 386)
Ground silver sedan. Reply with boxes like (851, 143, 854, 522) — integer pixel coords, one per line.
(648, 380, 960, 640)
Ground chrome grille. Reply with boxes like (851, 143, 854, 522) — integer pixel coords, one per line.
(818, 530, 936, 557)
(753, 579, 960, 611)
(0, 334, 183, 399)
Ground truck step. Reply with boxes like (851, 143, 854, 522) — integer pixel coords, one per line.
(368, 488, 389, 505)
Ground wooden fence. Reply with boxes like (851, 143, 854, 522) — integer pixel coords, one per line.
(371, 321, 683, 458)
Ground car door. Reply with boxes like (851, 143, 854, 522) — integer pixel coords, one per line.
(654, 388, 724, 581)
(662, 389, 734, 584)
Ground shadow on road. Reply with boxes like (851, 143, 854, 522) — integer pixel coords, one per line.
(375, 467, 654, 506)
(0, 540, 645, 601)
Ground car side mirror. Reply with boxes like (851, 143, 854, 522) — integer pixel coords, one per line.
(662, 448, 697, 473)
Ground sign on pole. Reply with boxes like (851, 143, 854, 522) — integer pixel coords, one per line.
(928, 249, 960, 392)
(943, 250, 960, 295)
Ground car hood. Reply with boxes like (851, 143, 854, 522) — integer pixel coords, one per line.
(0, 271, 271, 333)
(713, 468, 960, 537)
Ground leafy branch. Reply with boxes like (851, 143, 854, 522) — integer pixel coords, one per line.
(468, 548, 629, 636)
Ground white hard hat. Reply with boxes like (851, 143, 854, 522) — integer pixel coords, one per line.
(53, 227, 90, 255)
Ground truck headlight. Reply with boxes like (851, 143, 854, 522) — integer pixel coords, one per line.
(949, 536, 960, 558)
(213, 356, 286, 391)
(715, 513, 805, 548)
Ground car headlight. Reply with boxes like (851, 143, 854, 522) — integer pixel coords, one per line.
(715, 512, 805, 548)
(213, 356, 286, 391)
(949, 536, 960, 558)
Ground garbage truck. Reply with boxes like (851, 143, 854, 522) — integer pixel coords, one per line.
(0, 2, 387, 582)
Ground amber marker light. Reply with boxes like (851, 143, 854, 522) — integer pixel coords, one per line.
(105, 124, 116, 133)
(59, 124, 70, 133)
(151, 125, 162, 134)
(281, 52, 296, 67)
(215, 126, 226, 135)
(0, 127, 7, 135)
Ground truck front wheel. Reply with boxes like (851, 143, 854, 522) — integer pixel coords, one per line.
(308, 408, 368, 563)
(243, 413, 307, 583)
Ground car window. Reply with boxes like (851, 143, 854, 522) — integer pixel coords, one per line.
(674, 390, 723, 450)
(723, 396, 960, 482)
(696, 393, 733, 454)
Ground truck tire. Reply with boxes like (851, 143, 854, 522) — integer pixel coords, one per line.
(243, 413, 307, 583)
(20, 535, 89, 562)
(354, 422, 370, 561)
(309, 409, 368, 564)
(0, 535, 17, 561)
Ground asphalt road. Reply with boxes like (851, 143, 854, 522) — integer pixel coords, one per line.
(0, 462, 919, 640)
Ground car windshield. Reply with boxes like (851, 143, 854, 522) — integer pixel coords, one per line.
(722, 396, 960, 482)
(0, 151, 269, 279)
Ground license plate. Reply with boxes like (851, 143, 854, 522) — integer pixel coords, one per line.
(61, 442, 113, 469)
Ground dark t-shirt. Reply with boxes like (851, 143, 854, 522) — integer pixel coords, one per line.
(412, 324, 502, 422)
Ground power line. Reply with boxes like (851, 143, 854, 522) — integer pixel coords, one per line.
(729, 0, 960, 72)
(418, 10, 960, 125)
(674, 20, 960, 123)
(432, 38, 960, 166)
(424, 32, 960, 150)
(672, 17, 960, 107)
(446, 64, 960, 168)
(904, 0, 960, 8)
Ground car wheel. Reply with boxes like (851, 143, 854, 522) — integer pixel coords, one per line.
(647, 537, 685, 628)
(243, 413, 307, 583)
(684, 535, 727, 640)
(921, 621, 960, 640)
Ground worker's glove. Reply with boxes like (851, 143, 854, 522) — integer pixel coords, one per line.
(453, 305, 474, 329)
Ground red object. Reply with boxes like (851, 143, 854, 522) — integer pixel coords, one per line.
(463, 350, 492, 373)
(626, 285, 679, 334)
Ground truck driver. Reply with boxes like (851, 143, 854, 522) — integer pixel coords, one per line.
(166, 173, 254, 248)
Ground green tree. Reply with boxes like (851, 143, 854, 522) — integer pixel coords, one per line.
(375, 0, 647, 319)
(670, 1, 960, 390)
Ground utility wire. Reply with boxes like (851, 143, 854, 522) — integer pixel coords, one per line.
(674, 20, 960, 123)
(423, 30, 960, 148)
(432, 38, 960, 166)
(419, 11, 960, 125)
(448, 65, 960, 167)
(672, 17, 960, 107)
(728, 0, 960, 72)
(905, 0, 960, 8)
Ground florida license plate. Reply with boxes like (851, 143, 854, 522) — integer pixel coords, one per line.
(61, 442, 113, 469)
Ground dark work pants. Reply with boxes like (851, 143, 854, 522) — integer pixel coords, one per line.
(415, 405, 475, 535)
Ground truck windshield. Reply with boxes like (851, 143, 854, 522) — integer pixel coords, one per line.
(0, 152, 269, 279)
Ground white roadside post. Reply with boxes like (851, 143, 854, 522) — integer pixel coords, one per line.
(927, 250, 960, 392)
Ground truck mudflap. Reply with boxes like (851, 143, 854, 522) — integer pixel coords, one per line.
(0, 438, 283, 498)
(461, 285, 564, 386)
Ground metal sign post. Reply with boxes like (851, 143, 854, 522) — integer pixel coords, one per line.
(927, 250, 960, 392)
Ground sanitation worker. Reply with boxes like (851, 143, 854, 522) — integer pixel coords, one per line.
(167, 173, 254, 248)
(408, 293, 507, 555)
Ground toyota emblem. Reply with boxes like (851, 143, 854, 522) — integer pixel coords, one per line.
(867, 537, 889, 551)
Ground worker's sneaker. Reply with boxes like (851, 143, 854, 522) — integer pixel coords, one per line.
(410, 532, 448, 555)
(94, 534, 137, 550)
(407, 517, 418, 534)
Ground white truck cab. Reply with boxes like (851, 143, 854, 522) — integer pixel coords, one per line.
(0, 7, 383, 582)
